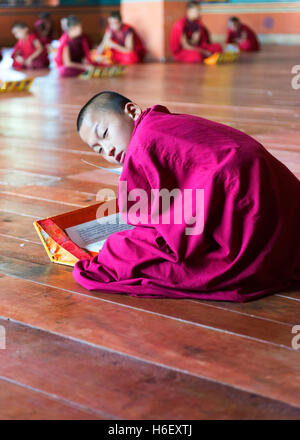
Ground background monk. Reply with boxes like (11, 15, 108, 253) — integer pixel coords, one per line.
(226, 16, 260, 52)
(34, 12, 55, 46)
(97, 11, 146, 65)
(11, 22, 49, 70)
(170, 1, 222, 63)
(55, 15, 95, 78)
(73, 91, 300, 302)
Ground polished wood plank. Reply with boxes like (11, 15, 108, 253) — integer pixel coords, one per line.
(1, 186, 97, 207)
(0, 192, 82, 218)
(0, 273, 299, 408)
(0, 211, 40, 243)
(0, 251, 299, 346)
(0, 378, 104, 420)
(2, 318, 299, 420)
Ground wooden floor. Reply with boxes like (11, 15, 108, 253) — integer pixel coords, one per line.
(0, 45, 299, 420)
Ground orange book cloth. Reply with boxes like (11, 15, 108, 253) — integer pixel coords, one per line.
(33, 200, 124, 267)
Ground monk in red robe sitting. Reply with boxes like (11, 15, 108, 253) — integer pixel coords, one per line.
(226, 16, 260, 52)
(170, 1, 222, 63)
(72, 91, 300, 302)
(97, 11, 146, 65)
(55, 15, 95, 78)
(33, 12, 55, 46)
(11, 22, 49, 70)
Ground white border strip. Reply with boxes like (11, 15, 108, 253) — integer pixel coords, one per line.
(212, 33, 300, 45)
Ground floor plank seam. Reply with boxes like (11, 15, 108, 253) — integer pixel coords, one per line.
(0, 271, 295, 351)
(0, 209, 37, 219)
(0, 169, 62, 180)
(276, 294, 300, 302)
(0, 191, 88, 208)
(1, 314, 298, 409)
(0, 375, 117, 419)
(188, 299, 295, 326)
(0, 233, 42, 246)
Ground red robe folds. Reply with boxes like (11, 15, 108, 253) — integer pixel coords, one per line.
(12, 33, 49, 69)
(73, 105, 300, 302)
(34, 18, 54, 46)
(55, 33, 95, 77)
(226, 23, 260, 52)
(108, 24, 146, 65)
(170, 17, 222, 63)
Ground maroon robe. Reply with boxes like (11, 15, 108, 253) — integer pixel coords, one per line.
(55, 33, 95, 77)
(226, 23, 260, 52)
(73, 105, 300, 302)
(11, 33, 49, 69)
(34, 18, 54, 45)
(170, 17, 222, 63)
(108, 23, 146, 65)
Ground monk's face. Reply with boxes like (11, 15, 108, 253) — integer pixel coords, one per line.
(79, 103, 142, 166)
(186, 6, 200, 22)
(12, 27, 28, 40)
(68, 24, 82, 39)
(228, 19, 240, 32)
(108, 17, 122, 32)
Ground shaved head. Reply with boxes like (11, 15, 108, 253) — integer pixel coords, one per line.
(77, 91, 131, 133)
(77, 91, 142, 166)
(229, 16, 240, 24)
(185, 1, 200, 21)
(228, 16, 241, 31)
(66, 15, 81, 29)
(186, 1, 199, 9)
(12, 21, 28, 31)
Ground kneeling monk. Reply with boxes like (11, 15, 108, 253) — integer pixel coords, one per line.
(73, 91, 300, 302)
(11, 22, 49, 69)
(226, 16, 260, 52)
(34, 12, 55, 46)
(170, 1, 222, 63)
(97, 11, 146, 65)
(55, 15, 95, 77)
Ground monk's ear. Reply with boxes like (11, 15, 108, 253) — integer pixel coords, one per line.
(124, 102, 142, 121)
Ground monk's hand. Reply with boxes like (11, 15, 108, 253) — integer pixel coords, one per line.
(24, 58, 32, 67)
(84, 64, 94, 72)
(106, 39, 117, 49)
(191, 31, 200, 46)
(15, 55, 25, 65)
(95, 54, 107, 63)
(200, 48, 212, 57)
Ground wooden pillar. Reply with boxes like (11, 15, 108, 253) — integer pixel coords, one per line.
(121, 0, 186, 61)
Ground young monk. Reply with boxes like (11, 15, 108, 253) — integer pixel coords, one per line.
(73, 91, 300, 302)
(170, 1, 222, 63)
(97, 11, 146, 65)
(226, 17, 260, 52)
(11, 22, 49, 69)
(55, 15, 95, 77)
(34, 12, 55, 46)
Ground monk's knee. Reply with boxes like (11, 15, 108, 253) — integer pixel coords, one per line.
(174, 50, 203, 63)
(12, 61, 24, 70)
(31, 58, 49, 69)
(239, 41, 256, 52)
(210, 43, 223, 54)
(58, 66, 85, 77)
(113, 51, 139, 65)
(126, 52, 139, 64)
